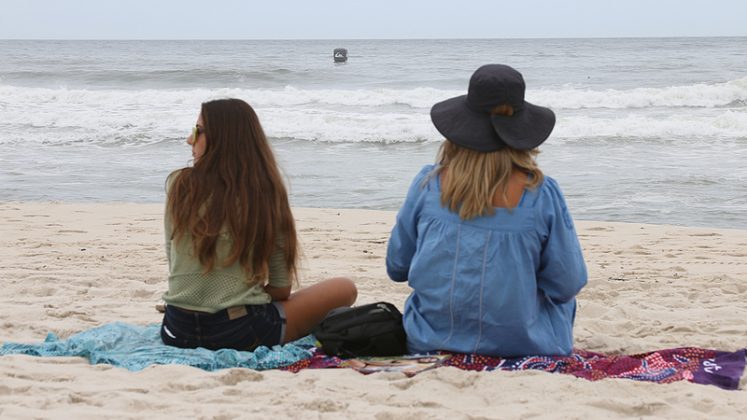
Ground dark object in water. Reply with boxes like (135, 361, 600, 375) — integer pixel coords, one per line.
(333, 48, 348, 63)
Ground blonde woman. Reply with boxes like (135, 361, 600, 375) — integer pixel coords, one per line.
(161, 98, 356, 351)
(386, 65, 587, 357)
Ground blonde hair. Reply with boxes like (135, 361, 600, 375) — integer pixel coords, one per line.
(434, 140, 544, 220)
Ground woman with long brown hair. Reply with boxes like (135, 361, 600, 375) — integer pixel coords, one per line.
(386, 65, 587, 357)
(160, 98, 356, 351)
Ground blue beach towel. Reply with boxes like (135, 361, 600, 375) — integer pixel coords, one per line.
(0, 322, 315, 371)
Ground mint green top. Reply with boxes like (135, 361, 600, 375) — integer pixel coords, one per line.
(161, 176, 291, 313)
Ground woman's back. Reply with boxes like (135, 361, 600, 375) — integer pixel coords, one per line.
(387, 165, 587, 356)
(159, 98, 357, 352)
(386, 64, 587, 356)
(163, 204, 290, 313)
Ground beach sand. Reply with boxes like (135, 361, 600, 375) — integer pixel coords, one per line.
(1, 202, 745, 419)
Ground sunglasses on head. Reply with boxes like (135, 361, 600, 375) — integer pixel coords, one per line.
(192, 125, 204, 139)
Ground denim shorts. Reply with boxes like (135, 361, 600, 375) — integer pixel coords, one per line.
(160, 302, 286, 351)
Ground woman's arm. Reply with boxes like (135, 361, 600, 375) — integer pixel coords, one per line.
(537, 178, 588, 302)
(163, 170, 179, 269)
(386, 166, 432, 282)
(264, 284, 291, 301)
(266, 238, 293, 301)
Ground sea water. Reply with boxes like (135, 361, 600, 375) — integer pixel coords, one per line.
(0, 38, 745, 228)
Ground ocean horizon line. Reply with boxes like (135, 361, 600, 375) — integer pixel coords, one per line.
(2, 35, 747, 42)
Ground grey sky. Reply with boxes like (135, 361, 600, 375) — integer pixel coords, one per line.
(2, 0, 746, 39)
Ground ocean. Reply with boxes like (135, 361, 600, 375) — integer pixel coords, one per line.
(1, 38, 745, 228)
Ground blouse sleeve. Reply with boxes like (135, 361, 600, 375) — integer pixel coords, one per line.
(386, 165, 432, 282)
(536, 177, 588, 303)
(164, 211, 173, 269)
(163, 171, 180, 269)
(267, 237, 292, 288)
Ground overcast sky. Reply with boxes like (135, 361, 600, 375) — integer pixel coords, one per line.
(1, 0, 746, 40)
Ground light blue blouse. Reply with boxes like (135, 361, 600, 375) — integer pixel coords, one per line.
(386, 165, 587, 356)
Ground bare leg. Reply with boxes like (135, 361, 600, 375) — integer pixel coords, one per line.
(279, 277, 357, 343)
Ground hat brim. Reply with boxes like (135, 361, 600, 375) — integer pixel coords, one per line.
(430, 95, 507, 152)
(491, 102, 555, 150)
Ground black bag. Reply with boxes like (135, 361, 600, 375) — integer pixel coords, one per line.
(312, 302, 407, 358)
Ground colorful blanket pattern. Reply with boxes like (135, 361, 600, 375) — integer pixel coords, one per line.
(283, 347, 746, 390)
(2, 323, 743, 389)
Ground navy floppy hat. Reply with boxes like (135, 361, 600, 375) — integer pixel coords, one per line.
(430, 64, 556, 152)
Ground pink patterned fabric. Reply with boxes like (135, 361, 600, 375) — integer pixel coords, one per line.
(283, 347, 746, 390)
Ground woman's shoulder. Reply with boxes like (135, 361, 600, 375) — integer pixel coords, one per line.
(536, 175, 564, 196)
(406, 164, 438, 189)
(167, 168, 184, 181)
(524, 175, 568, 210)
(165, 169, 185, 192)
(416, 164, 437, 178)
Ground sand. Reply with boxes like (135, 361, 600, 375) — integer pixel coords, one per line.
(1, 202, 746, 419)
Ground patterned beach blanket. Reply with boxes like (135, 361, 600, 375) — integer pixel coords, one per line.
(2, 322, 744, 389)
(283, 347, 746, 390)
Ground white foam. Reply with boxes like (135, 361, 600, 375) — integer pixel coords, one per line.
(4, 76, 745, 113)
(1, 79, 746, 146)
(555, 110, 747, 141)
(531, 77, 747, 109)
(258, 107, 438, 143)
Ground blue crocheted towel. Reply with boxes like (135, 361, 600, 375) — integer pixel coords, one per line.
(0, 322, 315, 372)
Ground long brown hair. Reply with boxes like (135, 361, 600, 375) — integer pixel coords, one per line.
(167, 98, 298, 285)
(435, 140, 544, 220)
